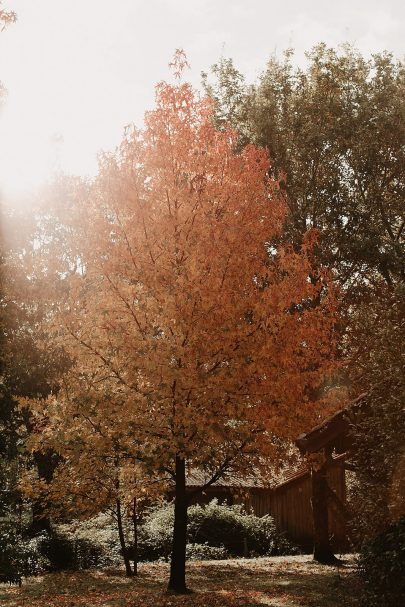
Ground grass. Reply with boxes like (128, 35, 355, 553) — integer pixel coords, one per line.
(0, 554, 361, 607)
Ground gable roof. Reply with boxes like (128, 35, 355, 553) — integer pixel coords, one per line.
(183, 395, 368, 494)
(295, 393, 368, 454)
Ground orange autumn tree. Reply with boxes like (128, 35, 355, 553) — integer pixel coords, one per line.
(39, 51, 336, 592)
(0, 2, 16, 31)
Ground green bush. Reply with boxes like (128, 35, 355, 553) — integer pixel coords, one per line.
(57, 513, 123, 566)
(137, 502, 174, 562)
(187, 500, 298, 556)
(358, 516, 405, 607)
(0, 524, 50, 577)
(137, 499, 298, 561)
(39, 533, 109, 571)
(0, 522, 112, 576)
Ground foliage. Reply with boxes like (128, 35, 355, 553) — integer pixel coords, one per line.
(204, 45, 405, 296)
(138, 502, 174, 561)
(187, 500, 298, 557)
(0, 524, 49, 577)
(39, 532, 109, 572)
(20, 435, 166, 575)
(137, 500, 298, 561)
(28, 50, 337, 487)
(57, 512, 125, 564)
(1, 208, 72, 536)
(358, 517, 405, 607)
(347, 285, 405, 538)
(204, 43, 405, 571)
(0, 522, 112, 577)
(25, 51, 336, 590)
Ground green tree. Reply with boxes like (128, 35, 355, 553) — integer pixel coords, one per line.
(0, 207, 70, 535)
(203, 45, 405, 569)
(203, 45, 405, 296)
(348, 284, 405, 540)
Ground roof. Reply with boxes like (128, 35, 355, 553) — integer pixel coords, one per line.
(295, 393, 368, 454)
(185, 453, 347, 493)
(183, 396, 368, 493)
(185, 468, 270, 489)
(271, 452, 346, 491)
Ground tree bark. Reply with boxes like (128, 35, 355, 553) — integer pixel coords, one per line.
(311, 466, 339, 564)
(116, 499, 133, 577)
(30, 500, 52, 535)
(132, 496, 138, 576)
(326, 484, 354, 546)
(168, 455, 188, 593)
(28, 451, 55, 535)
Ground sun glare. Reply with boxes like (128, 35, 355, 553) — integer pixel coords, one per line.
(0, 98, 58, 203)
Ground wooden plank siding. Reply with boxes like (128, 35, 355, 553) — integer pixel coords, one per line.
(185, 462, 347, 552)
(254, 465, 346, 551)
(267, 473, 314, 551)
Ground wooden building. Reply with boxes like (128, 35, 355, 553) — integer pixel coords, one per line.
(257, 457, 346, 552)
(185, 452, 347, 552)
(184, 396, 371, 554)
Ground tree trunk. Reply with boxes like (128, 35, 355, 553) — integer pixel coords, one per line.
(326, 485, 351, 532)
(132, 496, 138, 576)
(29, 450, 55, 535)
(22, 414, 56, 535)
(168, 455, 188, 593)
(116, 499, 133, 577)
(30, 501, 52, 535)
(311, 466, 338, 564)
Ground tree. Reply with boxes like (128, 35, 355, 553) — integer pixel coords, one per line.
(23, 392, 167, 577)
(204, 45, 405, 563)
(0, 1, 23, 549)
(0, 205, 73, 536)
(0, 2, 15, 29)
(33, 51, 336, 592)
(203, 45, 405, 297)
(348, 284, 405, 541)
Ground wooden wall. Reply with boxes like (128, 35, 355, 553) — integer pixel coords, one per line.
(242, 465, 347, 552)
(186, 463, 347, 552)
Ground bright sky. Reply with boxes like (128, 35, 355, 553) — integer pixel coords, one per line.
(0, 0, 404, 202)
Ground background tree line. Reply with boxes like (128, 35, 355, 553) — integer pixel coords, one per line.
(202, 43, 404, 598)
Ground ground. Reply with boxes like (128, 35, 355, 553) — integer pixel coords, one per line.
(0, 555, 360, 607)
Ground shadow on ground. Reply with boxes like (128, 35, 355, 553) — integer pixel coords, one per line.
(1, 555, 361, 607)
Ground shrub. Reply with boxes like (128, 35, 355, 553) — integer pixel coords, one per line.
(358, 516, 405, 607)
(137, 502, 174, 562)
(0, 522, 112, 576)
(137, 499, 298, 561)
(0, 524, 50, 577)
(57, 513, 123, 566)
(187, 500, 298, 557)
(186, 501, 245, 555)
(39, 533, 108, 571)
